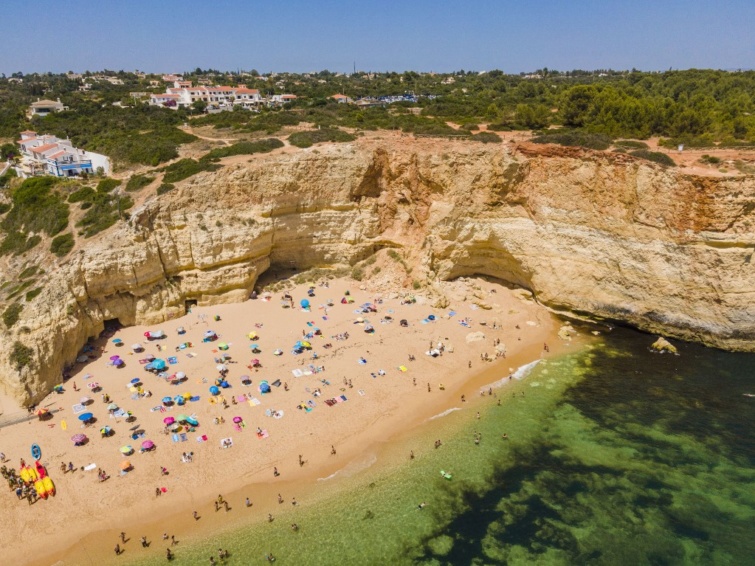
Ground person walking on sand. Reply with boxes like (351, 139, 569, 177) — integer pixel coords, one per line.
(115, 544, 121, 555)
(193, 511, 199, 520)
(166, 548, 174, 561)
(331, 445, 336, 455)
(245, 497, 252, 507)
(120, 532, 126, 543)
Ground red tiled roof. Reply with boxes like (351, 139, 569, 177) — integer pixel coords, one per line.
(30, 143, 59, 154)
(47, 150, 67, 159)
(234, 88, 259, 94)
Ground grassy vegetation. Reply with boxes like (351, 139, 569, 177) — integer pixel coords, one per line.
(18, 266, 39, 279)
(9, 341, 34, 370)
(161, 159, 221, 184)
(288, 128, 356, 148)
(2, 177, 69, 235)
(471, 131, 502, 143)
(25, 288, 43, 301)
(125, 174, 155, 192)
(3, 303, 23, 327)
(629, 149, 676, 166)
(76, 193, 134, 238)
(96, 178, 121, 193)
(156, 183, 175, 195)
(531, 131, 613, 150)
(203, 138, 284, 159)
(50, 233, 75, 256)
(68, 186, 96, 203)
(614, 140, 649, 150)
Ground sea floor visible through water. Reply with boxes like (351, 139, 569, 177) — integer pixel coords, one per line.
(125, 327, 755, 566)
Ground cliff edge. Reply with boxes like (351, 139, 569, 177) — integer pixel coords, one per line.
(3, 136, 754, 404)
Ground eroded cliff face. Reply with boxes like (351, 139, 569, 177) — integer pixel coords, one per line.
(4, 139, 754, 403)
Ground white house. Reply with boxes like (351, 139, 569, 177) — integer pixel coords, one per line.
(150, 83, 263, 109)
(28, 98, 68, 117)
(15, 131, 110, 178)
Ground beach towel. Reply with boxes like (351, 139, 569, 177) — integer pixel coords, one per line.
(335, 396, 344, 403)
(172, 434, 179, 443)
(220, 437, 233, 448)
(180, 433, 187, 442)
(448, 310, 457, 317)
(307, 400, 316, 408)
(190, 396, 200, 402)
(291, 369, 304, 378)
(257, 429, 269, 439)
(249, 397, 261, 406)
(197, 434, 208, 442)
(139, 359, 149, 364)
(272, 379, 281, 387)
(234, 424, 242, 432)
(265, 409, 272, 417)
(340, 395, 348, 402)
(168, 357, 178, 365)
(84, 463, 97, 472)
(235, 395, 246, 403)
(150, 406, 163, 412)
(72, 404, 86, 414)
(358, 389, 366, 396)
(398, 365, 408, 372)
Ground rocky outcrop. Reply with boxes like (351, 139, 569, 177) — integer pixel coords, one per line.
(3, 138, 754, 404)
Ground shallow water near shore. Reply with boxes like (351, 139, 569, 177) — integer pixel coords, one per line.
(126, 328, 755, 565)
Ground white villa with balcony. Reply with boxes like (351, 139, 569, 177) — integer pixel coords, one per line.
(150, 81, 264, 109)
(14, 131, 110, 178)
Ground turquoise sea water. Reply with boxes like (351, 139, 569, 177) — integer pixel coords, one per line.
(129, 327, 755, 565)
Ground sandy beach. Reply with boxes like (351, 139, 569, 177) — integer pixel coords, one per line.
(0, 275, 568, 565)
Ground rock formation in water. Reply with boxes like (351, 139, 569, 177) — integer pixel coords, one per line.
(2, 137, 754, 404)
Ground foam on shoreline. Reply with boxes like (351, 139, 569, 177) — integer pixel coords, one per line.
(480, 359, 542, 393)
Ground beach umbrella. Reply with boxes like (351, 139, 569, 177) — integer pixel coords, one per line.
(120, 460, 131, 471)
(162, 396, 173, 405)
(176, 371, 186, 379)
(209, 386, 220, 396)
(247, 331, 258, 340)
(78, 412, 94, 422)
(129, 386, 138, 393)
(251, 359, 261, 367)
(131, 343, 143, 352)
(152, 359, 167, 371)
(120, 445, 133, 455)
(216, 364, 227, 372)
(80, 396, 90, 404)
(182, 392, 192, 399)
(204, 330, 216, 338)
(232, 416, 243, 423)
(107, 403, 119, 411)
(301, 341, 311, 349)
(300, 299, 310, 308)
(174, 395, 185, 406)
(169, 423, 180, 432)
(177, 326, 186, 334)
(273, 349, 283, 356)
(141, 440, 155, 450)
(250, 343, 260, 352)
(109, 355, 121, 361)
(71, 433, 87, 445)
(114, 359, 125, 367)
(218, 342, 229, 350)
(112, 338, 123, 345)
(100, 426, 111, 435)
(176, 414, 190, 422)
(163, 416, 175, 425)
(36, 408, 51, 420)
(130, 378, 140, 384)
(185, 416, 199, 426)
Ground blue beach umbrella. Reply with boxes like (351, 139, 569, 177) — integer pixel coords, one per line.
(209, 385, 220, 396)
(78, 412, 94, 422)
(174, 395, 185, 406)
(152, 359, 167, 371)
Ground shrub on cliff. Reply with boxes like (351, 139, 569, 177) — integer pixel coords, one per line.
(471, 131, 502, 144)
(3, 303, 23, 328)
(629, 150, 676, 167)
(156, 183, 175, 196)
(2, 177, 69, 236)
(9, 341, 34, 370)
(531, 131, 612, 150)
(289, 128, 356, 148)
(96, 178, 122, 193)
(125, 175, 155, 192)
(161, 159, 221, 184)
(202, 138, 284, 160)
(76, 193, 134, 238)
(50, 233, 75, 256)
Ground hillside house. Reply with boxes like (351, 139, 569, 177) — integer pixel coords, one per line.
(28, 98, 68, 117)
(15, 131, 110, 178)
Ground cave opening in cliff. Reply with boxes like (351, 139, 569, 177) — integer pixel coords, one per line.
(101, 318, 123, 338)
(185, 299, 198, 313)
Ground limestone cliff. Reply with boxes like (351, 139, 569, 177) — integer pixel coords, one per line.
(3, 138, 754, 404)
